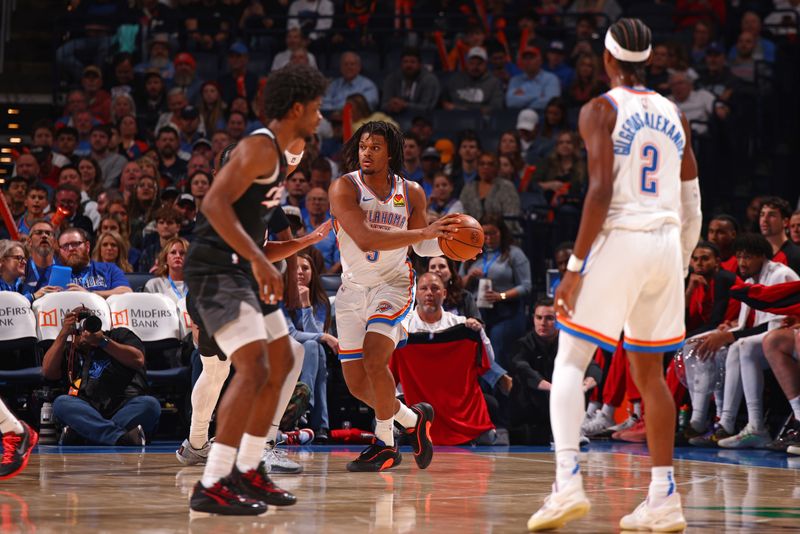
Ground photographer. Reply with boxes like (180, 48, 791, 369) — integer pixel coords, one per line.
(42, 307, 160, 446)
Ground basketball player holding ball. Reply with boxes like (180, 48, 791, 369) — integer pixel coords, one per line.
(329, 121, 463, 471)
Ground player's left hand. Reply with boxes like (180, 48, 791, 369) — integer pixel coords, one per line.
(307, 219, 332, 244)
(422, 213, 461, 240)
(554, 271, 581, 319)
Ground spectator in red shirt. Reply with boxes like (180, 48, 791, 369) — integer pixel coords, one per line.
(685, 241, 740, 336)
(759, 196, 800, 274)
(81, 66, 112, 124)
(707, 214, 739, 273)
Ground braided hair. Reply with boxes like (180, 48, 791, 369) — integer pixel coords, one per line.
(608, 18, 652, 84)
(341, 121, 405, 176)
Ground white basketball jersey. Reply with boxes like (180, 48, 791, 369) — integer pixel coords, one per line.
(334, 171, 412, 286)
(602, 86, 686, 231)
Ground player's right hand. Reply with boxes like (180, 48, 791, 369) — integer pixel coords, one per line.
(422, 213, 461, 241)
(252, 257, 284, 305)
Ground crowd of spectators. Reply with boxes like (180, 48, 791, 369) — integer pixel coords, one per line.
(1, 0, 800, 448)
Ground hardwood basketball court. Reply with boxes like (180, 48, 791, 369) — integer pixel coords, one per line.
(6, 443, 799, 533)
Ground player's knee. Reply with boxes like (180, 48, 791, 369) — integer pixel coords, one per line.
(764, 329, 792, 361)
(361, 354, 387, 375)
(237, 354, 270, 384)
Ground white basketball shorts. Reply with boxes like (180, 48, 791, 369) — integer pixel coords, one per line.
(557, 224, 686, 353)
(335, 269, 416, 361)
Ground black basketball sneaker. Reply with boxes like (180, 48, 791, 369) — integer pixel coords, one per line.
(0, 422, 38, 480)
(234, 462, 297, 506)
(189, 477, 267, 516)
(346, 442, 402, 472)
(407, 402, 435, 469)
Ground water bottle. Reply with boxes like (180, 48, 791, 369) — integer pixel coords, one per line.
(39, 402, 57, 445)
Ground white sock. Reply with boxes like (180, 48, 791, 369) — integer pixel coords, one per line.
(189, 355, 230, 449)
(269, 339, 305, 435)
(586, 401, 601, 417)
(236, 433, 267, 472)
(601, 403, 616, 420)
(0, 400, 23, 435)
(266, 424, 279, 446)
(375, 417, 394, 447)
(555, 449, 581, 490)
(648, 466, 676, 507)
(790, 396, 800, 421)
(394, 402, 418, 429)
(201, 442, 237, 488)
(550, 332, 595, 465)
(632, 401, 642, 418)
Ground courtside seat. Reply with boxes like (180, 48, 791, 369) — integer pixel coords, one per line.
(32, 292, 111, 342)
(0, 293, 41, 386)
(106, 293, 190, 386)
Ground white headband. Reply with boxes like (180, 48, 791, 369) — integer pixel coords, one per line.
(604, 29, 651, 62)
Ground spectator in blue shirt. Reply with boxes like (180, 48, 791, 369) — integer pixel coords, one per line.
(402, 132, 424, 184)
(57, 228, 131, 298)
(505, 46, 561, 113)
(729, 11, 776, 64)
(543, 40, 574, 91)
(23, 220, 60, 298)
(304, 187, 340, 273)
(0, 240, 34, 302)
(321, 52, 379, 112)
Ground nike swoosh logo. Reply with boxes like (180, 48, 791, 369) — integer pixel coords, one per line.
(361, 197, 374, 202)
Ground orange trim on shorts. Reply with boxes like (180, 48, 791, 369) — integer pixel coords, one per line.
(624, 334, 685, 348)
(557, 315, 618, 347)
(367, 262, 415, 321)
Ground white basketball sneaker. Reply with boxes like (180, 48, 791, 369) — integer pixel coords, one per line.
(619, 493, 686, 532)
(527, 476, 591, 531)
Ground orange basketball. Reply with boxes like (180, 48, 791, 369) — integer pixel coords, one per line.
(439, 214, 484, 261)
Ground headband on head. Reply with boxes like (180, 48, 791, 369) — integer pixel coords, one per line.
(604, 30, 651, 62)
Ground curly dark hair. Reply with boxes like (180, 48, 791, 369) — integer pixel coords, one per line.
(341, 121, 405, 175)
(732, 233, 773, 258)
(262, 64, 328, 120)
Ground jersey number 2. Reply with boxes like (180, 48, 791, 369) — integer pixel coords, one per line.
(640, 144, 659, 196)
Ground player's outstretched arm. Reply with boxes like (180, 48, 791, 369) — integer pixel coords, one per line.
(263, 220, 333, 262)
(329, 176, 461, 252)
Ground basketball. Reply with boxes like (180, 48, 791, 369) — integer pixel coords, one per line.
(439, 214, 484, 261)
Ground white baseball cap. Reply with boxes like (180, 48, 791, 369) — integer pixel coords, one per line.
(516, 109, 539, 131)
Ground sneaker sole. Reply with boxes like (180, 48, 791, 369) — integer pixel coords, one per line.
(527, 501, 591, 531)
(619, 517, 687, 532)
(269, 465, 303, 474)
(175, 451, 206, 466)
(346, 453, 402, 472)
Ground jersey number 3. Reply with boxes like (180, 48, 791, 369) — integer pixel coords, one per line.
(640, 144, 659, 196)
(365, 250, 379, 262)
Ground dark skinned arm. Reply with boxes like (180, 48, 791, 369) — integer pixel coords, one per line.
(328, 178, 461, 252)
(554, 97, 615, 317)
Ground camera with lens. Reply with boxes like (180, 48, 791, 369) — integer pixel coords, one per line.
(75, 309, 103, 333)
